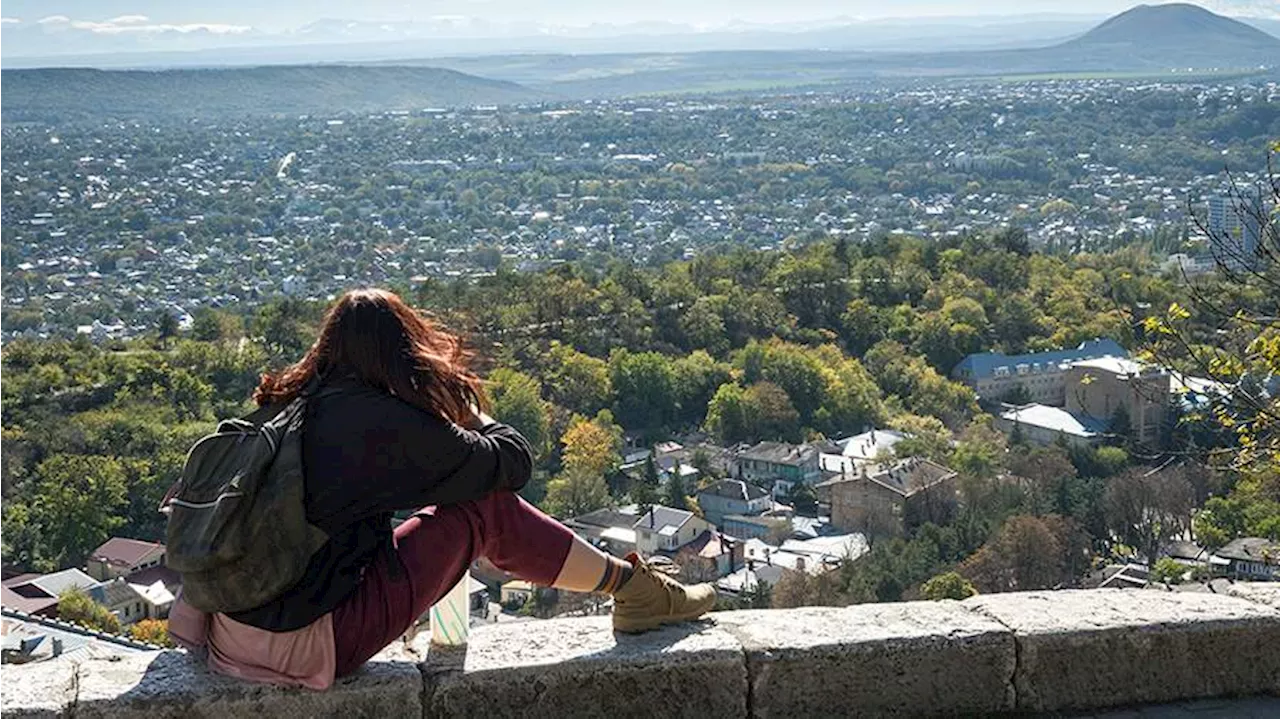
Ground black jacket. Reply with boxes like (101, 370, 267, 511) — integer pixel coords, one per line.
(228, 376, 532, 631)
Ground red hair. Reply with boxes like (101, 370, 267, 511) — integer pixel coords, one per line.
(253, 288, 485, 423)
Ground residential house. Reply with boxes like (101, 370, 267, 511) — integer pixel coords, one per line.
(633, 506, 715, 556)
(672, 531, 743, 581)
(0, 586, 59, 618)
(697, 479, 773, 526)
(825, 458, 958, 538)
(87, 579, 149, 626)
(1, 570, 99, 619)
(563, 506, 641, 558)
(656, 456, 700, 488)
(732, 441, 821, 498)
(87, 538, 166, 582)
(1213, 538, 1280, 580)
(1064, 357, 1170, 448)
(951, 338, 1127, 404)
(994, 403, 1106, 448)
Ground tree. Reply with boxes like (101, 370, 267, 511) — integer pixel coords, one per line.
(664, 471, 690, 511)
(784, 481, 819, 517)
(960, 515, 1089, 593)
(609, 349, 678, 430)
(2, 454, 129, 572)
(58, 589, 122, 635)
(129, 619, 175, 648)
(156, 310, 179, 347)
(1104, 466, 1195, 562)
(1008, 446, 1077, 515)
(543, 467, 612, 519)
(488, 368, 551, 460)
(1150, 557, 1189, 585)
(560, 413, 623, 479)
(542, 342, 612, 416)
(920, 571, 977, 600)
(542, 414, 621, 518)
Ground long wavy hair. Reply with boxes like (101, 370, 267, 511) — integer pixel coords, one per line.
(253, 289, 486, 423)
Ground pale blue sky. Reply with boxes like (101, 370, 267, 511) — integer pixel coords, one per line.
(3, 1, 1275, 31)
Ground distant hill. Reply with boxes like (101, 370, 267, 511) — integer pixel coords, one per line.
(1072, 3, 1277, 47)
(1054, 3, 1280, 65)
(1, 65, 543, 122)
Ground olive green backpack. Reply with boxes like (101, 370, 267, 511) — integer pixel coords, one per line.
(164, 389, 331, 613)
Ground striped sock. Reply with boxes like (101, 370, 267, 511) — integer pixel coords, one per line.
(593, 557, 634, 595)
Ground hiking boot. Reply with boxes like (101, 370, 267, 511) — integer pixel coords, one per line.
(611, 552, 717, 634)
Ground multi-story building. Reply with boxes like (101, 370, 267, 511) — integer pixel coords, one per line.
(732, 442, 822, 498)
(1064, 357, 1170, 448)
(824, 458, 957, 539)
(1207, 192, 1265, 266)
(951, 339, 1127, 405)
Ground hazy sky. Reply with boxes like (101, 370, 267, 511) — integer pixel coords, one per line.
(3, 1, 1276, 31)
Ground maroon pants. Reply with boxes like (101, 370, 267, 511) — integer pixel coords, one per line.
(330, 490, 575, 677)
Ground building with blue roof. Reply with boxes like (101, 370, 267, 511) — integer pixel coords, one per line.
(950, 338, 1127, 405)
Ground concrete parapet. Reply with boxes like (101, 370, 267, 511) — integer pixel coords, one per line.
(4, 587, 1278, 718)
(429, 615, 746, 718)
(965, 589, 1280, 713)
(714, 602, 1015, 717)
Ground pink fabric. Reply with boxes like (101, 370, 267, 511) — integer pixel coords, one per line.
(168, 490, 575, 687)
(168, 596, 336, 691)
(330, 490, 574, 677)
(207, 613, 335, 691)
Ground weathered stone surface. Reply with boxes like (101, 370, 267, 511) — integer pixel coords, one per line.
(65, 649, 422, 719)
(966, 589, 1280, 713)
(428, 615, 746, 719)
(0, 658, 78, 718)
(714, 601, 1015, 718)
(1222, 582, 1280, 609)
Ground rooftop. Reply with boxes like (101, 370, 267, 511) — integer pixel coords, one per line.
(1, 609, 156, 661)
(633, 506, 696, 536)
(10, 569, 98, 600)
(833, 429, 907, 462)
(90, 537, 165, 568)
(863, 458, 957, 497)
(1215, 537, 1280, 563)
(0, 586, 58, 616)
(952, 338, 1126, 380)
(999, 403, 1107, 438)
(697, 479, 769, 502)
(1068, 356, 1154, 377)
(737, 441, 817, 466)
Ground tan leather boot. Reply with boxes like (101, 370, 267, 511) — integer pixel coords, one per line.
(611, 552, 717, 634)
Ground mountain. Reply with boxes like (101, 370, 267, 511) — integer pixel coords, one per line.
(1058, 3, 1280, 61)
(0, 66, 543, 122)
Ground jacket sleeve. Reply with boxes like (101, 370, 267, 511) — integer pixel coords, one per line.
(347, 394, 534, 514)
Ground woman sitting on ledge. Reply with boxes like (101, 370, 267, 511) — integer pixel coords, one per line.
(169, 288, 715, 690)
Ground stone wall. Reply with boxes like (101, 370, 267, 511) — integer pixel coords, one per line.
(4, 585, 1278, 718)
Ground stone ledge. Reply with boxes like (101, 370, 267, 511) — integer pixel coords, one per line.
(966, 589, 1280, 713)
(4, 587, 1279, 718)
(714, 601, 1015, 717)
(428, 615, 747, 718)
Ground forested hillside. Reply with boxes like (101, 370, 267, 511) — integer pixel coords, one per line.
(5, 229, 1276, 602)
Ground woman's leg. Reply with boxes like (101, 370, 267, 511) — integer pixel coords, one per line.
(331, 490, 630, 676)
